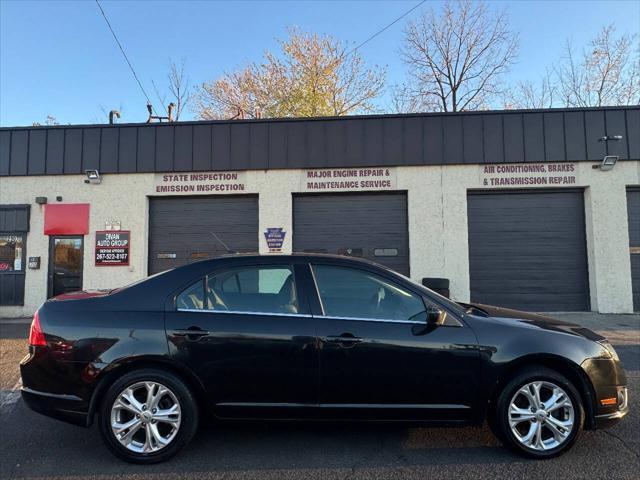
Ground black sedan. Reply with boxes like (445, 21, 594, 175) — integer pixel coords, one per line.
(21, 254, 628, 463)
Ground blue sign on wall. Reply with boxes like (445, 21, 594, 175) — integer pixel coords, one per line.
(264, 228, 286, 252)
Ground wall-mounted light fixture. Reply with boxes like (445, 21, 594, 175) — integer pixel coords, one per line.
(35, 196, 47, 205)
(593, 155, 618, 171)
(84, 169, 102, 184)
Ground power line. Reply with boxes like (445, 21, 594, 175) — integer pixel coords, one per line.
(344, 0, 427, 58)
(94, 0, 159, 116)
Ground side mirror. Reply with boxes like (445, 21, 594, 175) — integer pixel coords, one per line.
(412, 307, 446, 335)
(426, 307, 446, 326)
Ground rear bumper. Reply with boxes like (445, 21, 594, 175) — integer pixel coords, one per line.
(20, 387, 89, 427)
(20, 345, 93, 427)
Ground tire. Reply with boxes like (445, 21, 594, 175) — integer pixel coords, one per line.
(494, 366, 584, 459)
(98, 369, 199, 464)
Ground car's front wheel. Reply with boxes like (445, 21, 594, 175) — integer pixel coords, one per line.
(98, 369, 199, 464)
(495, 366, 584, 459)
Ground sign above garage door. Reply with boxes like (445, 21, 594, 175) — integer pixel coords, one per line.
(479, 163, 578, 188)
(154, 171, 246, 194)
(301, 168, 396, 192)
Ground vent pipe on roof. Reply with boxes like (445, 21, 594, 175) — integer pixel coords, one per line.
(109, 110, 121, 125)
(146, 102, 176, 123)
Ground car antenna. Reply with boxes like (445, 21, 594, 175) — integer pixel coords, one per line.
(210, 232, 234, 254)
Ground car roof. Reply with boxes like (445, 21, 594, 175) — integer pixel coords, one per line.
(216, 252, 388, 268)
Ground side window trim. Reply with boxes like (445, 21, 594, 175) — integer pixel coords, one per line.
(308, 262, 325, 316)
(175, 307, 312, 318)
(315, 313, 426, 325)
(309, 263, 428, 325)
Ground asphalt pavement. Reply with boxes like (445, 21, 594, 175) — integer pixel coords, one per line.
(0, 313, 638, 480)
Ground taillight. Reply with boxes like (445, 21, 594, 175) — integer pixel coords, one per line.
(29, 310, 46, 347)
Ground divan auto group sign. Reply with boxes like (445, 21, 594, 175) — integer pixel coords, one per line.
(95, 231, 130, 266)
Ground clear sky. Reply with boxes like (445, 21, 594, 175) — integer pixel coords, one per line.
(1, 0, 639, 127)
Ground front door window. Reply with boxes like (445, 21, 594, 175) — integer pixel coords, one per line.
(312, 264, 425, 321)
(49, 237, 83, 297)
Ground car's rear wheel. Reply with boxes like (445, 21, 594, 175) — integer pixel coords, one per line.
(495, 366, 584, 459)
(98, 369, 198, 464)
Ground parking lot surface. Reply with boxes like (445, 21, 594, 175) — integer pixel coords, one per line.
(1, 313, 638, 480)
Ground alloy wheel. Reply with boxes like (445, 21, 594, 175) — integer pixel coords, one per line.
(508, 381, 575, 451)
(110, 381, 182, 453)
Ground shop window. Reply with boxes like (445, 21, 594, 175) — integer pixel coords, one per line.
(0, 234, 24, 273)
(0, 204, 30, 306)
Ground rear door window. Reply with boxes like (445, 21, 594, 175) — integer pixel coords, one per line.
(206, 266, 299, 314)
(176, 280, 205, 310)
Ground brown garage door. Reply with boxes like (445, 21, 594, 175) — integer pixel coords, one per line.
(293, 192, 410, 275)
(468, 189, 590, 312)
(148, 195, 258, 274)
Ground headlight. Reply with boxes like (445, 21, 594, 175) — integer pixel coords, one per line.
(597, 340, 620, 361)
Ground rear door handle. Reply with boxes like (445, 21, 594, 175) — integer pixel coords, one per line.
(172, 328, 210, 338)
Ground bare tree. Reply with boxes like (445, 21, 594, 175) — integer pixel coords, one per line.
(167, 59, 191, 120)
(556, 25, 639, 107)
(399, 0, 518, 112)
(32, 115, 60, 127)
(502, 70, 556, 109)
(192, 28, 386, 119)
(389, 83, 440, 113)
(152, 58, 192, 121)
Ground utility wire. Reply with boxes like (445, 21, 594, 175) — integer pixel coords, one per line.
(344, 0, 427, 58)
(94, 0, 159, 116)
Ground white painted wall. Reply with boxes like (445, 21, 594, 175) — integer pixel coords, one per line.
(1, 160, 638, 317)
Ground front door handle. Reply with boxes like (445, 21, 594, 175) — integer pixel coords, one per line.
(324, 333, 363, 348)
(172, 328, 210, 339)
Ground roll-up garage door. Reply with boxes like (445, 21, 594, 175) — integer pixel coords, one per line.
(293, 192, 409, 275)
(627, 187, 640, 311)
(467, 189, 590, 312)
(148, 195, 258, 274)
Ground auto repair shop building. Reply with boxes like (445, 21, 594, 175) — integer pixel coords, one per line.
(1, 106, 639, 317)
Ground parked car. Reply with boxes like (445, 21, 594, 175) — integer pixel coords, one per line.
(21, 254, 628, 463)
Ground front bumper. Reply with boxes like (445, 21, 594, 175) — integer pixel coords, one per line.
(594, 386, 629, 429)
(21, 387, 89, 427)
(581, 355, 629, 430)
